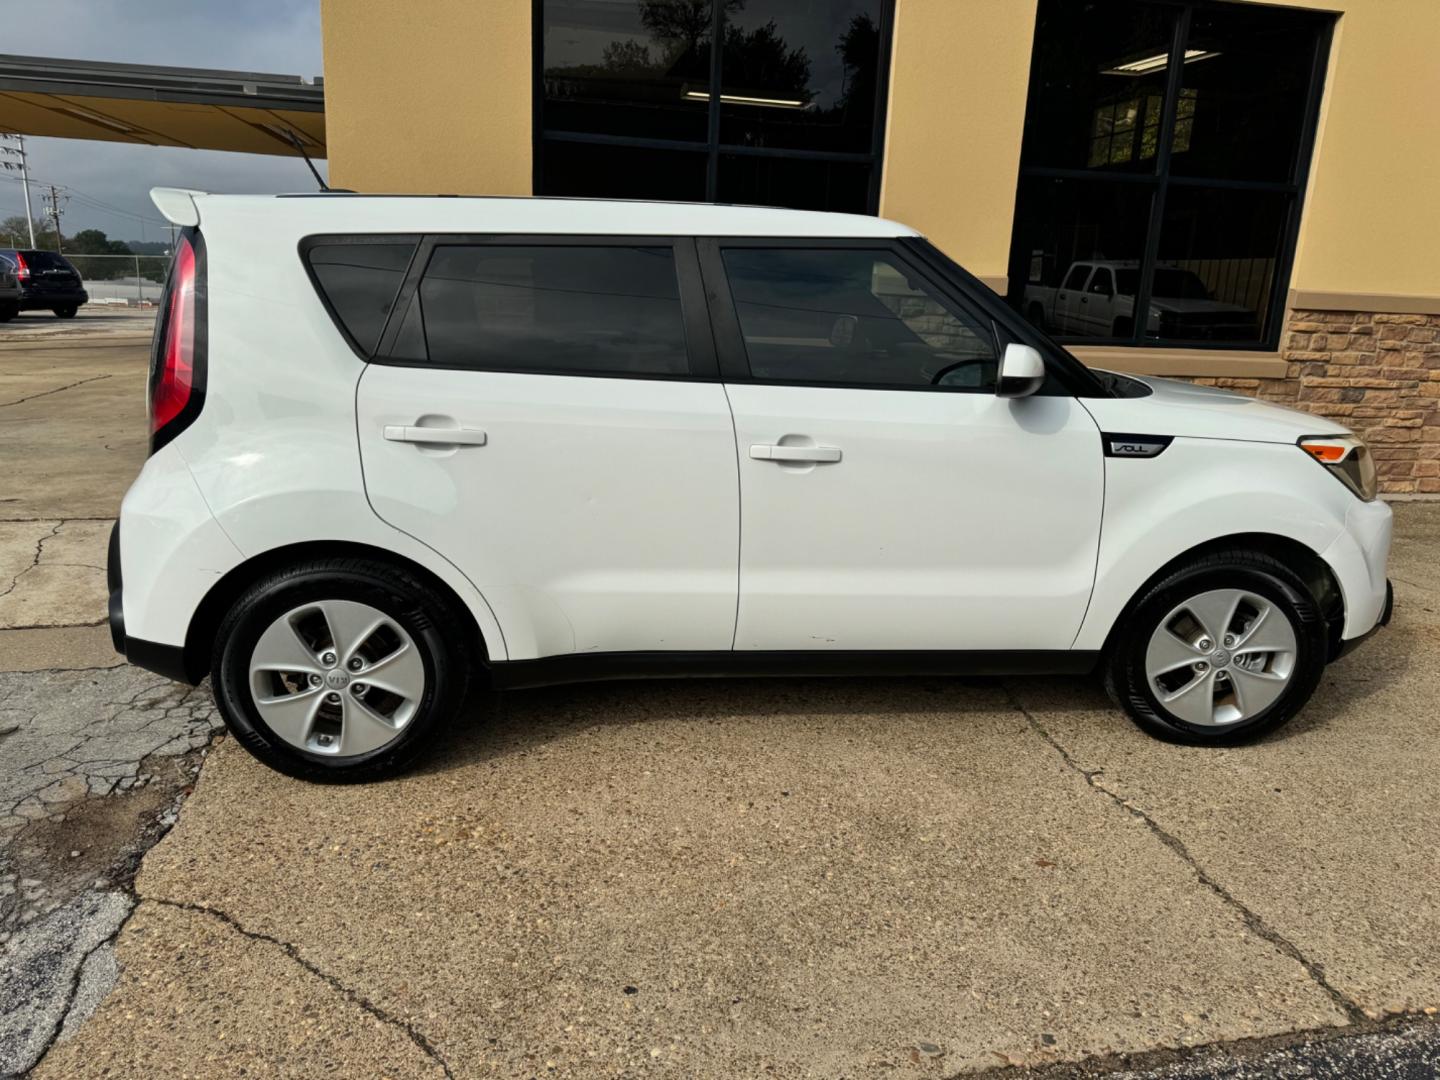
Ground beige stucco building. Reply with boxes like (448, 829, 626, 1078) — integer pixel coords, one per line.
(315, 0, 1438, 492)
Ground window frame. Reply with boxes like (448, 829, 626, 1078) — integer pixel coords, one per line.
(361, 234, 720, 382)
(699, 236, 1029, 396)
(531, 0, 897, 214)
(1011, 0, 1334, 352)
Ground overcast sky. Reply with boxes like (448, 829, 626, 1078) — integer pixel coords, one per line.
(2, 0, 325, 243)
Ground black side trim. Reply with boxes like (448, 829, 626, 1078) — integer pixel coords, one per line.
(107, 521, 124, 653)
(124, 638, 197, 684)
(1102, 432, 1174, 459)
(488, 649, 1099, 691)
(1333, 579, 1393, 661)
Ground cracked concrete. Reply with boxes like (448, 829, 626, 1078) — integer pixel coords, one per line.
(0, 667, 222, 845)
(0, 889, 133, 1075)
(0, 519, 113, 630)
(1010, 688, 1367, 1027)
(35, 899, 450, 1078)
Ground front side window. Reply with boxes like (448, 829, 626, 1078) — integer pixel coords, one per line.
(722, 248, 997, 390)
(1008, 0, 1332, 349)
(537, 0, 893, 214)
(389, 244, 691, 378)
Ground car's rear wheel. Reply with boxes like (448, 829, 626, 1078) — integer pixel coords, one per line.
(0, 303, 15, 322)
(1105, 549, 1328, 744)
(53, 305, 78, 318)
(211, 558, 470, 781)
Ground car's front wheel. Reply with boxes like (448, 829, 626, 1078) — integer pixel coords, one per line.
(211, 558, 470, 781)
(53, 305, 78, 318)
(1105, 549, 1328, 744)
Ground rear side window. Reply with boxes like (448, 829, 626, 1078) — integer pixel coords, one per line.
(304, 240, 417, 354)
(389, 244, 690, 377)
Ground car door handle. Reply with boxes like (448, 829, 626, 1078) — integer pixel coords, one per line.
(383, 424, 487, 447)
(750, 444, 842, 463)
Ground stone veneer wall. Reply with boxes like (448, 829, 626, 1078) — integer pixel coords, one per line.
(1189, 310, 1440, 495)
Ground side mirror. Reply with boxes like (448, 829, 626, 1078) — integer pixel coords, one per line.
(997, 343, 1045, 399)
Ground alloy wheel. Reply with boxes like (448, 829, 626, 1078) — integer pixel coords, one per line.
(248, 599, 425, 756)
(1143, 588, 1298, 727)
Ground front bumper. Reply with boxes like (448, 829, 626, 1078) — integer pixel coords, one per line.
(1334, 578, 1394, 660)
(107, 521, 192, 683)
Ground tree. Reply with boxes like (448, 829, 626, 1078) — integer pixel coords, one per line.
(0, 215, 37, 249)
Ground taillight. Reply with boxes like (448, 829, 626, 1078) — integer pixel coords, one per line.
(13, 252, 28, 281)
(148, 231, 205, 451)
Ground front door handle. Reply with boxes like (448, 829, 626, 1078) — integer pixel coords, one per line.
(383, 424, 488, 447)
(750, 444, 842, 463)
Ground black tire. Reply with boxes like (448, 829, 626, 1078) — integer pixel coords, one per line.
(1104, 549, 1328, 745)
(211, 557, 471, 782)
(53, 305, 78, 319)
(0, 303, 15, 322)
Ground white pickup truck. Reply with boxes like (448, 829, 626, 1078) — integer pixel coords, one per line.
(1023, 260, 1260, 341)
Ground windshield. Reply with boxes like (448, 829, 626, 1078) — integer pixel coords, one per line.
(1115, 268, 1210, 300)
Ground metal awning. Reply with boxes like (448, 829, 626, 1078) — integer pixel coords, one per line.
(0, 54, 324, 156)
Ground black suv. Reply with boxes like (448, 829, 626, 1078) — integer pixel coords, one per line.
(0, 249, 88, 318)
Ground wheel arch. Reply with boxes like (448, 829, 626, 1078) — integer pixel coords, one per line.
(1096, 532, 1345, 661)
(181, 540, 492, 683)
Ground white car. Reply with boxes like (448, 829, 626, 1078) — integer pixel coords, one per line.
(108, 189, 1393, 781)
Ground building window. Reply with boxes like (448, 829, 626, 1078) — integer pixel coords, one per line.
(1008, 0, 1332, 349)
(536, 0, 894, 214)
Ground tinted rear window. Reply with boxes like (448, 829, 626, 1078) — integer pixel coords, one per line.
(304, 240, 418, 354)
(389, 244, 690, 377)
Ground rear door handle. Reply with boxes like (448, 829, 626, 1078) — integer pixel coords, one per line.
(749, 444, 842, 463)
(383, 424, 487, 447)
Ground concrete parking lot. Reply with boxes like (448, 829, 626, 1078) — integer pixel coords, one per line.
(2, 314, 1438, 1078)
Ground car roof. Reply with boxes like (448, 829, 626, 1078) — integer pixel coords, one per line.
(162, 190, 922, 240)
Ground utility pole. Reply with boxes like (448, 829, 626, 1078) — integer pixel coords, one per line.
(0, 134, 37, 247)
(42, 185, 66, 253)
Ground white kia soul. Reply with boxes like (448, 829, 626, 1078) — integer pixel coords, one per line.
(108, 188, 1393, 781)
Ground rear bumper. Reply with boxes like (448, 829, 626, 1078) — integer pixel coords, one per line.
(107, 521, 195, 684)
(19, 288, 86, 308)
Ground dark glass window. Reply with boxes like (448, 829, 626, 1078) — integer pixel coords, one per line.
(541, 0, 711, 141)
(538, 0, 892, 214)
(1008, 0, 1332, 349)
(305, 241, 417, 354)
(541, 140, 707, 201)
(716, 153, 871, 213)
(391, 245, 690, 377)
(722, 248, 997, 390)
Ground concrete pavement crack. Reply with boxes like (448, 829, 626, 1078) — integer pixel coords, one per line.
(0, 374, 112, 409)
(0, 522, 62, 601)
(26, 900, 138, 1069)
(146, 897, 455, 1078)
(1004, 685, 1368, 1026)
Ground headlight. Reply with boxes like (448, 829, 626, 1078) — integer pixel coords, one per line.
(1299, 435, 1378, 501)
